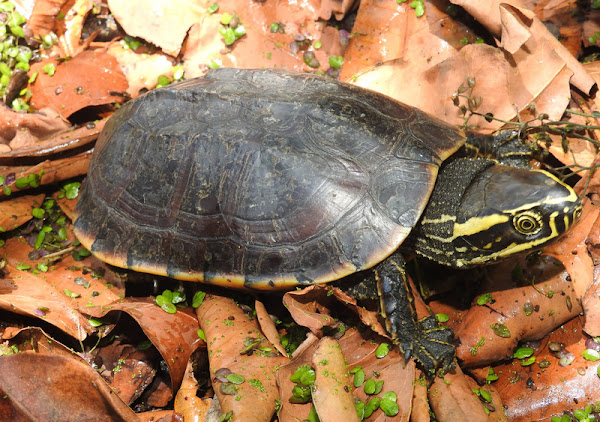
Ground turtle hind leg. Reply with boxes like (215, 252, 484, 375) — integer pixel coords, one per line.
(375, 253, 455, 376)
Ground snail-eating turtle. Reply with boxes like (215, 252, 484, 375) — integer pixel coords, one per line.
(73, 68, 582, 374)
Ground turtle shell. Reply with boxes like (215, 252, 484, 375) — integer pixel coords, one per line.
(73, 68, 466, 289)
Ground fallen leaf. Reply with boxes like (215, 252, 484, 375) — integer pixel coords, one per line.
(1, 152, 91, 197)
(196, 294, 288, 421)
(29, 50, 128, 119)
(182, 0, 342, 78)
(107, 43, 177, 97)
(545, 200, 600, 336)
(311, 337, 361, 422)
(1, 119, 104, 158)
(0, 106, 70, 152)
(108, 0, 205, 57)
(453, 1, 595, 94)
(110, 345, 158, 404)
(0, 193, 44, 232)
(454, 255, 582, 367)
(492, 317, 600, 421)
(278, 326, 415, 422)
(283, 285, 388, 339)
(174, 360, 212, 421)
(255, 299, 287, 356)
(85, 298, 203, 393)
(428, 364, 494, 421)
(0, 353, 139, 421)
(411, 370, 430, 422)
(0, 235, 122, 340)
(26, 0, 65, 36)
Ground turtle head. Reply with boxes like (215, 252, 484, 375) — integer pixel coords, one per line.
(414, 159, 582, 268)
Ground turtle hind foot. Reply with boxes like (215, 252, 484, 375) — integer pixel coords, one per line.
(401, 316, 456, 377)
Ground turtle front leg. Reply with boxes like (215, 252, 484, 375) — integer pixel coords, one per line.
(375, 253, 455, 376)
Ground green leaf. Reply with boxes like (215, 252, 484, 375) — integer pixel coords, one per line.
(582, 349, 600, 362)
(490, 323, 511, 338)
(513, 347, 534, 359)
(328, 55, 343, 69)
(226, 373, 245, 384)
(63, 182, 81, 199)
(364, 396, 381, 418)
(31, 208, 44, 219)
(375, 343, 389, 358)
(161, 302, 177, 314)
(290, 365, 315, 385)
(207, 2, 219, 13)
(42, 63, 56, 76)
(380, 398, 399, 416)
(353, 367, 365, 387)
(192, 291, 206, 308)
(477, 292, 492, 305)
(363, 378, 376, 394)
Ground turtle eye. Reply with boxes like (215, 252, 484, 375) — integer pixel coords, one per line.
(513, 212, 542, 235)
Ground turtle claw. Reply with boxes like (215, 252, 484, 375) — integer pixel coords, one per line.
(402, 345, 412, 364)
(405, 316, 456, 376)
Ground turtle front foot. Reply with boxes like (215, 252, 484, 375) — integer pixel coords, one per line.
(400, 316, 455, 376)
(375, 253, 456, 376)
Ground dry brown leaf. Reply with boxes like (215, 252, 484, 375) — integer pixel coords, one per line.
(319, 0, 357, 20)
(0, 353, 139, 421)
(282, 285, 341, 335)
(174, 360, 212, 422)
(196, 294, 288, 421)
(339, 329, 415, 421)
(26, 0, 66, 36)
(0, 106, 70, 153)
(283, 285, 388, 339)
(411, 369, 430, 422)
(452, 0, 594, 94)
(0, 152, 91, 198)
(182, 0, 341, 78)
(108, 0, 205, 57)
(29, 50, 128, 119)
(85, 298, 203, 393)
(255, 299, 287, 356)
(106, 43, 177, 97)
(0, 236, 124, 340)
(492, 317, 600, 421)
(454, 255, 582, 367)
(311, 337, 361, 422)
(137, 410, 177, 421)
(278, 327, 414, 422)
(341, 1, 589, 133)
(0, 193, 44, 232)
(429, 365, 492, 422)
(276, 336, 317, 422)
(1, 119, 103, 158)
(339, 1, 472, 126)
(110, 345, 158, 405)
(55, 0, 94, 57)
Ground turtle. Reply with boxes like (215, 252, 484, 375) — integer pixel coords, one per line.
(72, 68, 582, 374)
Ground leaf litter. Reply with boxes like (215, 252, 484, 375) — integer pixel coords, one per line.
(1, 0, 600, 421)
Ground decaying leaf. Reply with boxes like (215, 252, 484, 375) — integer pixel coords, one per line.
(196, 293, 287, 421)
(0, 193, 44, 232)
(0, 353, 139, 421)
(29, 50, 128, 119)
(174, 360, 213, 421)
(85, 298, 203, 392)
(429, 364, 503, 421)
(311, 337, 360, 422)
(492, 317, 600, 421)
